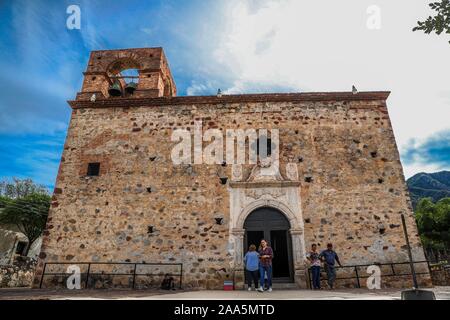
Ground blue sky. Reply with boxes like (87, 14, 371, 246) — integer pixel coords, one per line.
(0, 0, 449, 190)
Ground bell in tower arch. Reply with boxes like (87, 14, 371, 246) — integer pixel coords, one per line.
(125, 81, 137, 95)
(108, 80, 122, 97)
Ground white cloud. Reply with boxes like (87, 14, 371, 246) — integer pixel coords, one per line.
(190, 0, 450, 177)
(186, 80, 218, 96)
(402, 162, 443, 180)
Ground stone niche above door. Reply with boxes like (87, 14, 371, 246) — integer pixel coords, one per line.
(228, 163, 304, 232)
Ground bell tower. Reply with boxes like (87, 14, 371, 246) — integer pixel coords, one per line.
(76, 47, 176, 101)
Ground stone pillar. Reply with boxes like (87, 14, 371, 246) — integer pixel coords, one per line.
(231, 228, 245, 289)
(290, 228, 308, 288)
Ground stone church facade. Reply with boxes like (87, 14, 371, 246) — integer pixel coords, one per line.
(33, 47, 430, 289)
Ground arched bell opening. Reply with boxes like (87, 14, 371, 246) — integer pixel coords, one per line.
(106, 58, 141, 98)
(119, 68, 139, 96)
(243, 206, 294, 283)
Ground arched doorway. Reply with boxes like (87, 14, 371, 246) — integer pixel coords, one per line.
(243, 207, 294, 282)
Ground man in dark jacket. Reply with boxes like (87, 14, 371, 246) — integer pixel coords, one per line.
(319, 243, 342, 289)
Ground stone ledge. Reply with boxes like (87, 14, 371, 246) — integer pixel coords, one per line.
(68, 91, 391, 109)
(229, 181, 301, 188)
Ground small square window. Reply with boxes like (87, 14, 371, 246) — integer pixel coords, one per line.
(87, 162, 100, 176)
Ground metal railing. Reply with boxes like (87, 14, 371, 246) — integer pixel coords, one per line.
(426, 254, 449, 265)
(307, 260, 431, 289)
(39, 262, 183, 290)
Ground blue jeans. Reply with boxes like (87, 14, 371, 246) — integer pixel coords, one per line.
(259, 265, 272, 288)
(325, 264, 336, 288)
(311, 266, 321, 289)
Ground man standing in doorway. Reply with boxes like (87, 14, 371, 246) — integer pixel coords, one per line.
(320, 243, 342, 289)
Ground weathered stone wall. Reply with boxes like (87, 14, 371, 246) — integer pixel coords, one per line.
(33, 95, 430, 289)
(0, 228, 17, 265)
(430, 264, 450, 286)
(0, 227, 42, 265)
(0, 258, 36, 288)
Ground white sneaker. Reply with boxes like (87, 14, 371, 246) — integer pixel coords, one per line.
(248, 287, 252, 291)
(267, 287, 272, 292)
(257, 286, 264, 292)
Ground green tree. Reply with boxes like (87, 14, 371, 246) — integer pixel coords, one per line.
(0, 195, 12, 209)
(413, 0, 450, 43)
(434, 198, 450, 244)
(0, 193, 51, 255)
(415, 197, 450, 256)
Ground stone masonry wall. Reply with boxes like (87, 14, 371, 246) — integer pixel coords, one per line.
(34, 97, 430, 289)
(1, 258, 36, 288)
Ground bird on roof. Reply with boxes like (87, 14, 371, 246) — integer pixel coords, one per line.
(352, 85, 358, 95)
(90, 93, 96, 102)
(217, 89, 222, 97)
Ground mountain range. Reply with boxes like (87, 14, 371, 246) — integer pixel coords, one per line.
(407, 171, 450, 209)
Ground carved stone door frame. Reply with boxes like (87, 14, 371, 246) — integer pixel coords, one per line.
(228, 176, 308, 288)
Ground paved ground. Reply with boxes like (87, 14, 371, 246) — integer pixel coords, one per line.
(1, 287, 449, 300)
(147, 287, 450, 300)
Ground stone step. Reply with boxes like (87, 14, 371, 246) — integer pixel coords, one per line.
(241, 283, 300, 290)
(271, 282, 299, 290)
